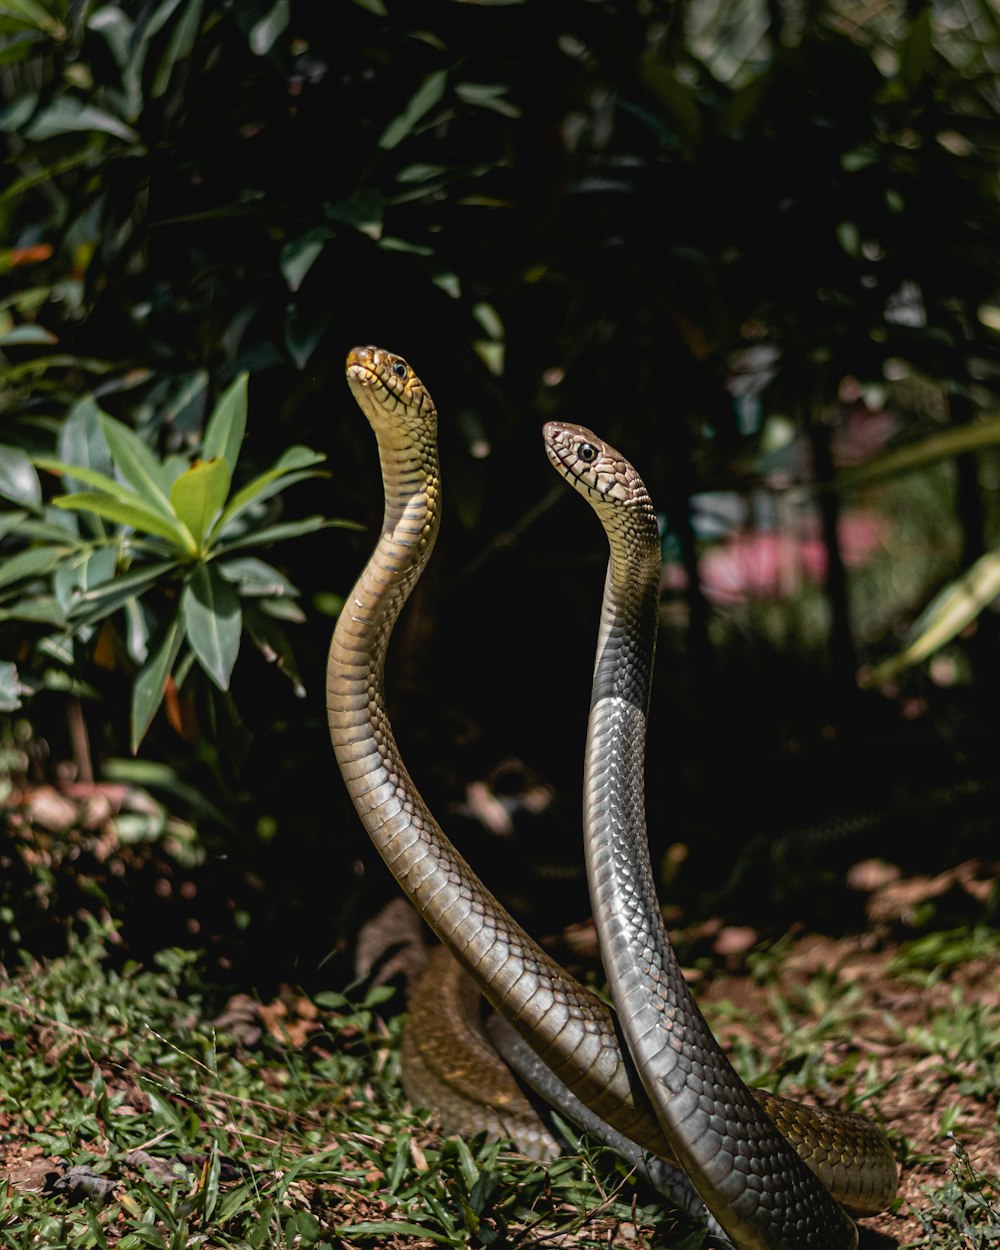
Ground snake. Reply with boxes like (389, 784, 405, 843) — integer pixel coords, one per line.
(326, 346, 897, 1249)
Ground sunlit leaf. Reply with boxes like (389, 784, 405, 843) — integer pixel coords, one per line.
(201, 373, 247, 472)
(217, 555, 298, 597)
(100, 415, 174, 516)
(821, 417, 1000, 494)
(0, 660, 23, 711)
(249, 0, 288, 54)
(0, 323, 56, 345)
(131, 608, 187, 752)
(169, 457, 231, 548)
(0, 444, 41, 509)
(0, 543, 72, 589)
(181, 563, 241, 690)
(59, 396, 114, 489)
(866, 549, 1000, 686)
(51, 491, 194, 550)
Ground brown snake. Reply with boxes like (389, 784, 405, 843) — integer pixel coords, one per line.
(326, 346, 897, 1249)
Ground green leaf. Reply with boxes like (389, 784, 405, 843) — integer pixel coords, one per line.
(327, 189, 383, 239)
(867, 549, 1000, 686)
(378, 70, 448, 150)
(243, 602, 304, 696)
(217, 555, 298, 597)
(22, 96, 138, 142)
(53, 546, 117, 613)
(59, 395, 115, 487)
(0, 510, 29, 539)
(181, 563, 241, 690)
(249, 0, 288, 54)
(169, 457, 231, 548)
(0, 444, 42, 509)
(151, 0, 204, 98)
(100, 414, 174, 516)
(51, 491, 195, 551)
(280, 228, 327, 291)
(0, 323, 56, 345)
(0, 661, 23, 711)
(285, 304, 331, 369)
(210, 447, 325, 538)
(0, 543, 72, 589)
(131, 608, 187, 752)
(201, 373, 248, 472)
(214, 514, 333, 555)
(36, 456, 136, 501)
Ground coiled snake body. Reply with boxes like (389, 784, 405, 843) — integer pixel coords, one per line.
(327, 346, 896, 1250)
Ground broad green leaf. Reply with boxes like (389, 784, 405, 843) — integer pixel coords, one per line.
(0, 324, 56, 345)
(378, 69, 448, 150)
(202, 373, 248, 472)
(249, 0, 288, 54)
(243, 602, 304, 696)
(53, 546, 117, 613)
(0, 543, 72, 589)
(326, 189, 383, 239)
(100, 414, 174, 516)
(217, 555, 298, 597)
(59, 395, 114, 487)
(23, 96, 138, 142)
(0, 661, 23, 711)
(0, 597, 66, 625)
(131, 609, 187, 751)
(169, 457, 231, 548)
(0, 510, 28, 539)
(0, 444, 41, 509)
(181, 562, 241, 690)
(285, 304, 331, 369)
(35, 456, 138, 501)
(68, 558, 179, 626)
(51, 491, 195, 551)
(151, 0, 204, 98)
(280, 228, 326, 291)
(867, 549, 1000, 686)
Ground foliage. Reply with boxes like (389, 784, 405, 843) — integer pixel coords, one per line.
(2, 0, 1000, 968)
(0, 919, 678, 1250)
(0, 373, 334, 750)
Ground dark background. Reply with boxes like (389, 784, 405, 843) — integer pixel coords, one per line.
(2, 0, 998, 993)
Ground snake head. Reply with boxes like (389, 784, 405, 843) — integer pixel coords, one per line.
(346, 346, 437, 439)
(543, 421, 648, 509)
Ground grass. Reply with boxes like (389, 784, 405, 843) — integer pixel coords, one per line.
(1, 913, 998, 1247)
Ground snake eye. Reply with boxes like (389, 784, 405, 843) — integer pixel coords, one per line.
(391, 360, 408, 379)
(577, 442, 598, 464)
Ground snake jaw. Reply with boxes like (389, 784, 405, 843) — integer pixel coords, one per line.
(346, 346, 437, 443)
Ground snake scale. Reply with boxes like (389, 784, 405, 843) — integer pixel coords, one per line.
(326, 345, 897, 1250)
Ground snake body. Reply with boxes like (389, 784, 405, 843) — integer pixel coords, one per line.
(544, 423, 876, 1250)
(327, 347, 896, 1249)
